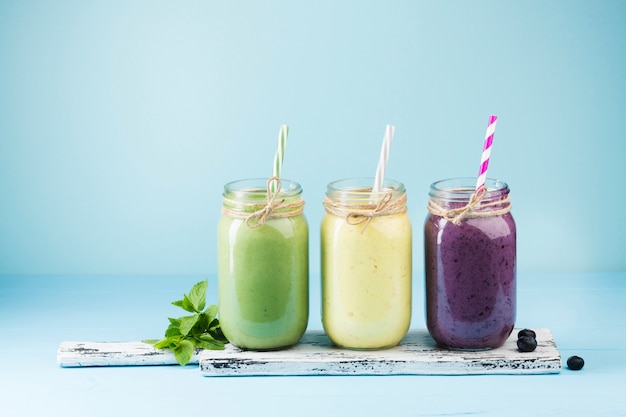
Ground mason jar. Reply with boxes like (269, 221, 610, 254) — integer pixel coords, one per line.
(321, 178, 412, 349)
(425, 177, 516, 349)
(217, 177, 308, 350)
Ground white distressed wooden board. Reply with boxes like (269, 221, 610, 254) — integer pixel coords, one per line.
(58, 328, 561, 375)
(57, 341, 202, 367)
(199, 328, 561, 376)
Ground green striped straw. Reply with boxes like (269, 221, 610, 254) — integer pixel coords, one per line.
(270, 124, 289, 193)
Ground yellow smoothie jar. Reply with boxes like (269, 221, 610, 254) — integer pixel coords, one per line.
(321, 178, 412, 349)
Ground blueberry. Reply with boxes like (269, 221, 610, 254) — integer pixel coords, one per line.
(517, 335, 537, 352)
(517, 328, 536, 339)
(567, 356, 585, 370)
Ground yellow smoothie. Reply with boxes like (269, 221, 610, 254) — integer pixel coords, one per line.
(321, 178, 412, 349)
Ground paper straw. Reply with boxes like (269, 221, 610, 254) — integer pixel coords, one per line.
(475, 115, 497, 191)
(373, 125, 395, 193)
(270, 124, 288, 193)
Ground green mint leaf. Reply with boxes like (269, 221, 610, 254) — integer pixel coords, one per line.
(142, 339, 160, 345)
(190, 312, 209, 335)
(173, 339, 195, 366)
(193, 334, 225, 350)
(208, 321, 228, 343)
(203, 304, 218, 322)
(208, 317, 220, 331)
(187, 279, 208, 312)
(165, 319, 182, 338)
(172, 294, 196, 313)
(178, 314, 200, 336)
(183, 294, 197, 312)
(153, 337, 178, 350)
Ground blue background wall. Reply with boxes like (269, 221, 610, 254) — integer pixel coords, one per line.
(1, 0, 625, 276)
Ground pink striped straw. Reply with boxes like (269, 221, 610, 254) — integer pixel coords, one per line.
(475, 115, 498, 192)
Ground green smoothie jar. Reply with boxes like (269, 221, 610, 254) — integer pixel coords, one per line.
(218, 177, 309, 350)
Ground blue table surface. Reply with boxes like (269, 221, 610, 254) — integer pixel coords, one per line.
(1, 272, 625, 416)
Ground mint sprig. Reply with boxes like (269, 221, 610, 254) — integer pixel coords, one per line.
(144, 279, 228, 366)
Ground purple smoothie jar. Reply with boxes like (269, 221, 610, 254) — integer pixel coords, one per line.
(424, 178, 516, 349)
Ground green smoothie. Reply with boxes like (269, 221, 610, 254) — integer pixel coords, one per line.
(217, 179, 309, 350)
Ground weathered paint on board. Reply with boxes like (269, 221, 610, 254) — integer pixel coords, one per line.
(58, 328, 561, 376)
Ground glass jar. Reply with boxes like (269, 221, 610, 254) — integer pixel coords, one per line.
(321, 178, 412, 349)
(217, 177, 309, 350)
(425, 177, 516, 349)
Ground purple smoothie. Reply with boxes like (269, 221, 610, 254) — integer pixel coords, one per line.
(424, 178, 516, 349)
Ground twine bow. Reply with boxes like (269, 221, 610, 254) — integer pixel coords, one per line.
(346, 192, 394, 233)
(442, 185, 486, 226)
(245, 176, 286, 228)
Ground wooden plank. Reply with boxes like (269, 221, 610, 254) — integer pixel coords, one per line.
(58, 328, 561, 375)
(199, 328, 561, 376)
(57, 341, 201, 367)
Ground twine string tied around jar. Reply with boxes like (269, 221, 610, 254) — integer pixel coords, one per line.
(324, 192, 407, 234)
(222, 176, 304, 228)
(427, 185, 511, 226)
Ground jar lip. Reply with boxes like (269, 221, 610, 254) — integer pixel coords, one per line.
(429, 177, 509, 200)
(326, 177, 406, 195)
(223, 178, 302, 198)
